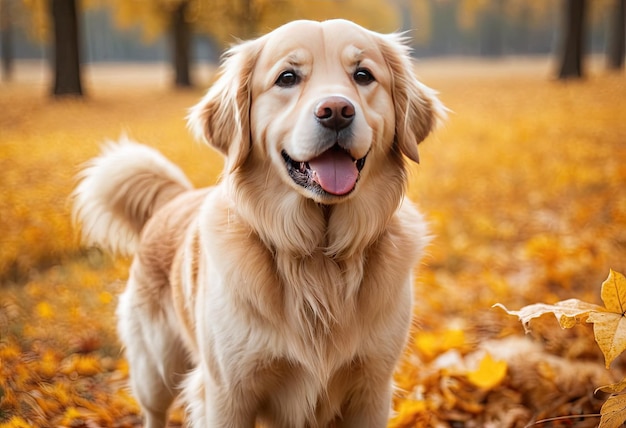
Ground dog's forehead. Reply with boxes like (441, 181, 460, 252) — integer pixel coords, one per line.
(257, 19, 385, 68)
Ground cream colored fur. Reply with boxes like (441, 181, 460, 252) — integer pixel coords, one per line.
(73, 19, 444, 428)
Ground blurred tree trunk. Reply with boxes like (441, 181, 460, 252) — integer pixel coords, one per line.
(172, 0, 192, 87)
(479, 1, 504, 57)
(428, 0, 457, 56)
(607, 0, 625, 70)
(558, 0, 586, 79)
(1, 0, 13, 82)
(50, 0, 83, 96)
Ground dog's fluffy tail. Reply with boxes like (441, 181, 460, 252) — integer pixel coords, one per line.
(73, 137, 193, 255)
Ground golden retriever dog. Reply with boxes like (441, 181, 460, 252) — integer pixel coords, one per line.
(73, 19, 444, 428)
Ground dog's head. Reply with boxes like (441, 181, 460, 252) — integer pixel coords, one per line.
(189, 19, 444, 204)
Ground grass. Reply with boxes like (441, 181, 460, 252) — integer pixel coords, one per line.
(1, 57, 625, 427)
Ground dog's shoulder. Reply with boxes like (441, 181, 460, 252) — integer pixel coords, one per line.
(137, 188, 211, 277)
(366, 198, 429, 276)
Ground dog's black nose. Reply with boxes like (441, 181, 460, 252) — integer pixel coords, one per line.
(315, 96, 355, 131)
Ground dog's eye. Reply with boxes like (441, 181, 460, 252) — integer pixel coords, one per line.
(354, 68, 375, 86)
(275, 70, 300, 88)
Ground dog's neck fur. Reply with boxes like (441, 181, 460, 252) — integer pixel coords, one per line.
(224, 151, 408, 342)
(228, 150, 407, 259)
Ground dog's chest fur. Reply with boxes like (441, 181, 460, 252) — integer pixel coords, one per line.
(195, 192, 375, 356)
(170, 186, 424, 425)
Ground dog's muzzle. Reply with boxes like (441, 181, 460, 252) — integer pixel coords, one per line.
(282, 145, 367, 197)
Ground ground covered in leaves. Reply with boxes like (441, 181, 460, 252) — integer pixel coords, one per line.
(1, 58, 625, 427)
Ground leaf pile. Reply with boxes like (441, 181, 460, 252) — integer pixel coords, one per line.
(1, 59, 626, 427)
(498, 269, 626, 428)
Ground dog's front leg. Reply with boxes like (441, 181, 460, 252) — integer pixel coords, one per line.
(184, 365, 257, 428)
(339, 385, 393, 428)
(332, 356, 399, 428)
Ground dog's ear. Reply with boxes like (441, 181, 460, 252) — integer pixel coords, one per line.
(188, 39, 263, 172)
(377, 34, 446, 163)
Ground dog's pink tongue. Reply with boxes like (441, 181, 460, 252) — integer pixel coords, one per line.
(308, 149, 358, 195)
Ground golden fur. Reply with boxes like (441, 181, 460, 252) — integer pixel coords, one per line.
(73, 19, 444, 428)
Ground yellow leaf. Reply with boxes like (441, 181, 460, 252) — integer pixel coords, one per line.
(62, 406, 83, 421)
(442, 329, 466, 350)
(35, 301, 54, 319)
(599, 393, 626, 428)
(61, 354, 102, 377)
(0, 342, 21, 361)
(587, 311, 626, 369)
(601, 270, 626, 314)
(389, 399, 427, 428)
(584, 270, 626, 368)
(0, 416, 31, 428)
(494, 299, 604, 332)
(415, 332, 438, 358)
(466, 353, 507, 390)
(37, 349, 59, 379)
(597, 379, 626, 395)
(59, 406, 96, 426)
(499, 271, 626, 368)
(98, 291, 113, 304)
(415, 329, 465, 359)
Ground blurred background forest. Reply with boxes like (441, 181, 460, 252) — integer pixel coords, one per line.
(0, 0, 625, 92)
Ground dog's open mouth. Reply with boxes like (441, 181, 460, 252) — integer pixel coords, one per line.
(282, 145, 367, 196)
